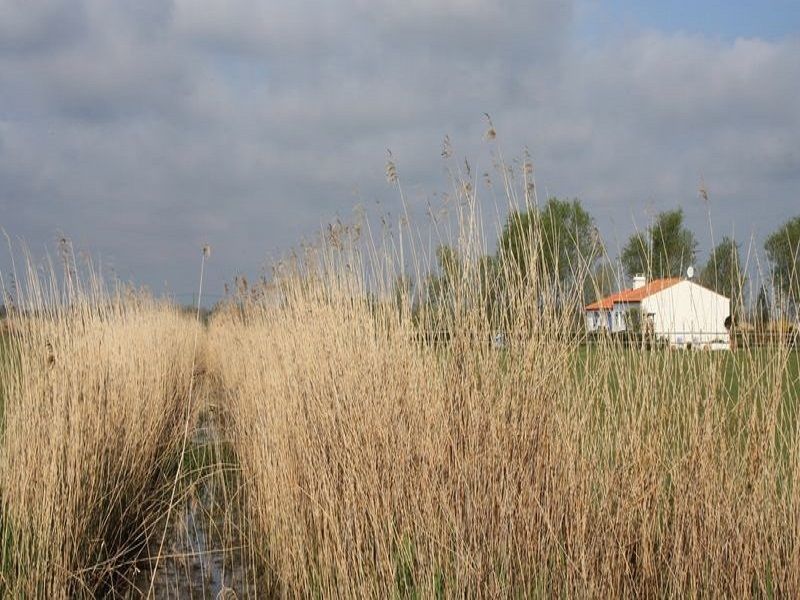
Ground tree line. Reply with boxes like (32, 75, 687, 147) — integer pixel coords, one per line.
(424, 199, 800, 324)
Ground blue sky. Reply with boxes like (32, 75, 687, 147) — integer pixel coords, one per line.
(1, 0, 798, 301)
(596, 0, 800, 40)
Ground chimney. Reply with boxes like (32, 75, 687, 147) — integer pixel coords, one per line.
(632, 274, 647, 290)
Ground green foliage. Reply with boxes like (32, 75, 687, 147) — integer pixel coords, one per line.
(498, 210, 533, 281)
(624, 308, 643, 333)
(764, 215, 800, 309)
(393, 275, 413, 316)
(700, 237, 745, 319)
(421, 246, 462, 331)
(620, 232, 648, 279)
(424, 246, 461, 308)
(755, 285, 771, 328)
(418, 246, 459, 339)
(621, 209, 697, 279)
(588, 260, 620, 304)
(394, 535, 416, 598)
(498, 197, 598, 287)
(476, 253, 500, 324)
(433, 569, 445, 599)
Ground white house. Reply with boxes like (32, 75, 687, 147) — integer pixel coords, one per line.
(585, 274, 731, 349)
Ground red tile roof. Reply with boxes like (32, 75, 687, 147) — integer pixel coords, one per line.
(585, 278, 681, 311)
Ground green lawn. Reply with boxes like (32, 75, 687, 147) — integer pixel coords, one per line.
(574, 344, 800, 399)
(572, 344, 800, 466)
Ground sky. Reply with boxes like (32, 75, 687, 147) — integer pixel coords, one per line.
(1, 0, 798, 302)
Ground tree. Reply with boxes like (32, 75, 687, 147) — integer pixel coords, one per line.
(620, 232, 648, 281)
(764, 215, 800, 312)
(421, 246, 502, 336)
(476, 254, 500, 324)
(621, 208, 697, 280)
(700, 237, 745, 320)
(754, 285, 771, 329)
(587, 259, 621, 304)
(498, 197, 598, 288)
(424, 245, 462, 308)
(393, 274, 412, 315)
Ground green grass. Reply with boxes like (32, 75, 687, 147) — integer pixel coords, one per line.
(573, 344, 800, 471)
(574, 345, 800, 401)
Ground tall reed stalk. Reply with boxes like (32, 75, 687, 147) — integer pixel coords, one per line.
(209, 161, 800, 597)
(0, 257, 197, 596)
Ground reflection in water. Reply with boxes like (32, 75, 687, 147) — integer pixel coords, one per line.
(128, 416, 255, 599)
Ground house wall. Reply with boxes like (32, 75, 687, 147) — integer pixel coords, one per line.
(641, 281, 730, 347)
(611, 302, 634, 333)
(585, 310, 610, 332)
(585, 305, 634, 333)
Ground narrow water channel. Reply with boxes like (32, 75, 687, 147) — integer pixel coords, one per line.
(127, 403, 256, 598)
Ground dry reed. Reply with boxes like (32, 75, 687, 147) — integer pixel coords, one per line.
(0, 258, 198, 596)
(0, 155, 798, 597)
(208, 165, 800, 597)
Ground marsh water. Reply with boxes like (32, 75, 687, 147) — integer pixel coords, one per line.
(127, 410, 257, 598)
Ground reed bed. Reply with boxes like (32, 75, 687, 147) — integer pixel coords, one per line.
(0, 164, 797, 597)
(0, 263, 198, 596)
(209, 193, 800, 596)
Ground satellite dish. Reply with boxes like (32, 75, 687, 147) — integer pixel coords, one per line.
(687, 266, 695, 279)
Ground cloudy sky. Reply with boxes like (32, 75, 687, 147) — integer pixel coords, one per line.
(1, 0, 799, 300)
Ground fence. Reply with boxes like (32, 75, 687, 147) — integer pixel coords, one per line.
(585, 329, 798, 350)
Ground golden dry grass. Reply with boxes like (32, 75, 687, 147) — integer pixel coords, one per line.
(0, 265, 198, 596)
(1, 162, 798, 597)
(207, 194, 800, 597)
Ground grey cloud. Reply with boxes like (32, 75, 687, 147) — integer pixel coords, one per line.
(0, 0, 87, 55)
(1, 0, 799, 298)
(173, 1, 355, 59)
(174, 0, 571, 60)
